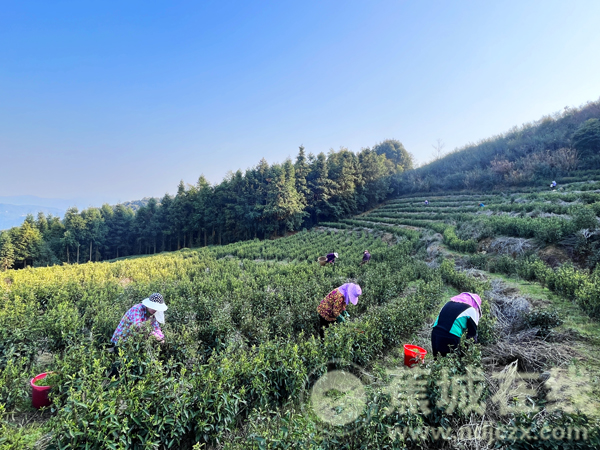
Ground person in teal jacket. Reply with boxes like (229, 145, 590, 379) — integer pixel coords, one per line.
(431, 292, 482, 357)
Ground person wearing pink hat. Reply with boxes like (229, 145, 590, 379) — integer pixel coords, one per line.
(317, 283, 361, 338)
(431, 292, 482, 357)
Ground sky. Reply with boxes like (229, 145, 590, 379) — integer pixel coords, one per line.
(1, 0, 599, 208)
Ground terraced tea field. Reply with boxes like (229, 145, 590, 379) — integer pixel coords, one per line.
(2, 186, 600, 449)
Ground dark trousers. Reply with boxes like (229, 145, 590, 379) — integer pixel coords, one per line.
(108, 362, 120, 378)
(107, 343, 120, 378)
(431, 327, 461, 357)
(319, 316, 333, 339)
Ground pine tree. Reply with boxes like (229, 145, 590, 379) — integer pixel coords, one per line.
(294, 146, 310, 209)
(307, 152, 334, 224)
(63, 207, 86, 264)
(0, 231, 15, 271)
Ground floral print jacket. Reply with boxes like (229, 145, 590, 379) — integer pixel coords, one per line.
(317, 288, 346, 322)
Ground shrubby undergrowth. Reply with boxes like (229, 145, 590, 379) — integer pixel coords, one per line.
(0, 229, 451, 448)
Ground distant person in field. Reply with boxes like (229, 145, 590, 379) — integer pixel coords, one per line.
(431, 292, 481, 357)
(361, 250, 371, 265)
(317, 283, 362, 339)
(550, 180, 557, 189)
(479, 203, 485, 207)
(111, 293, 168, 345)
(326, 252, 338, 265)
(424, 200, 429, 206)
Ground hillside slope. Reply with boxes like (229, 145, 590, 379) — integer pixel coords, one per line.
(394, 99, 600, 194)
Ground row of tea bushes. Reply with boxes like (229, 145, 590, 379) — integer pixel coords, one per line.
(467, 254, 600, 319)
(1, 227, 456, 448)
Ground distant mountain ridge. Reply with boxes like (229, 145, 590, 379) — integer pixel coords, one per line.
(0, 195, 85, 210)
(0, 195, 157, 231)
(119, 197, 160, 212)
(0, 203, 66, 230)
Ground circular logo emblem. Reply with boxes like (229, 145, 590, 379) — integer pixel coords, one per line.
(300, 359, 370, 437)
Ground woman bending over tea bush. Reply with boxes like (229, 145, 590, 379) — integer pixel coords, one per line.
(431, 292, 482, 357)
(361, 250, 371, 265)
(317, 283, 362, 338)
(325, 252, 338, 265)
(111, 293, 168, 345)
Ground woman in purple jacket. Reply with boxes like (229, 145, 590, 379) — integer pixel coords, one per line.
(326, 252, 338, 265)
(361, 250, 371, 265)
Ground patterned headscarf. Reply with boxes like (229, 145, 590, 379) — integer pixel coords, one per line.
(450, 292, 481, 315)
(338, 283, 362, 305)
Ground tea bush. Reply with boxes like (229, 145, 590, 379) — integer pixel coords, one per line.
(522, 309, 564, 336)
(442, 227, 478, 253)
(5, 189, 600, 449)
(1, 227, 464, 448)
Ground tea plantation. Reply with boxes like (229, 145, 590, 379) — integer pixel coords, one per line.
(2, 184, 600, 449)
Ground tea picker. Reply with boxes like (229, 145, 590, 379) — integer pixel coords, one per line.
(326, 252, 338, 264)
(317, 283, 362, 339)
(111, 293, 168, 345)
(424, 200, 429, 206)
(325, 252, 338, 270)
(550, 180, 557, 189)
(431, 292, 481, 357)
(108, 293, 168, 378)
(361, 250, 371, 265)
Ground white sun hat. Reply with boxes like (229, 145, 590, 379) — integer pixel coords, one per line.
(142, 293, 168, 323)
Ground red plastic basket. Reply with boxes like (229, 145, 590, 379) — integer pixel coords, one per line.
(403, 344, 427, 368)
(31, 372, 53, 409)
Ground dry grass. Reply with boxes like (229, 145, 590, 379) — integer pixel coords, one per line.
(488, 237, 536, 256)
(482, 334, 576, 371)
(482, 279, 577, 371)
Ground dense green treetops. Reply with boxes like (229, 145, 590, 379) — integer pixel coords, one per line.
(573, 118, 600, 159)
(0, 145, 406, 269)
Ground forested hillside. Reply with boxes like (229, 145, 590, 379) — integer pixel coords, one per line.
(0, 141, 412, 269)
(4, 99, 599, 271)
(393, 99, 600, 194)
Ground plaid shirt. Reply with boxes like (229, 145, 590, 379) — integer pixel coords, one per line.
(111, 303, 164, 344)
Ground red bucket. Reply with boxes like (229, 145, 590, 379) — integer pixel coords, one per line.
(31, 372, 53, 409)
(403, 344, 427, 368)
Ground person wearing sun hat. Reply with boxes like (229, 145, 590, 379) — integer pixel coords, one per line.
(111, 293, 168, 345)
(325, 252, 338, 264)
(317, 283, 361, 338)
(431, 292, 482, 357)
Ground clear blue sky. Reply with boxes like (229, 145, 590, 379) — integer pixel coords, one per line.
(1, 0, 599, 207)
